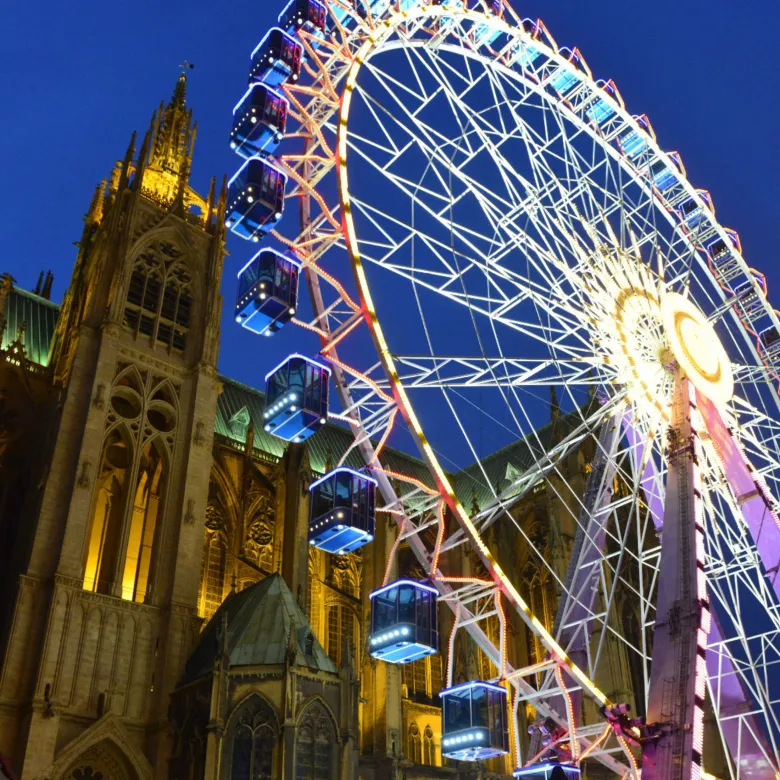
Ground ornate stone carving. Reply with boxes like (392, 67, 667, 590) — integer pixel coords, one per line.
(193, 420, 206, 447)
(204, 503, 224, 532)
(244, 518, 273, 565)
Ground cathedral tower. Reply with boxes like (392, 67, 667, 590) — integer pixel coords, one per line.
(0, 74, 227, 780)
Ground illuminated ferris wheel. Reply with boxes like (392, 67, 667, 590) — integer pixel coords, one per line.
(224, 1, 780, 777)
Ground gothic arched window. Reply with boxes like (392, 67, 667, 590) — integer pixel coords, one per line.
(327, 603, 356, 668)
(408, 722, 421, 763)
(296, 702, 335, 780)
(200, 533, 226, 622)
(423, 725, 435, 765)
(124, 242, 192, 351)
(228, 696, 278, 780)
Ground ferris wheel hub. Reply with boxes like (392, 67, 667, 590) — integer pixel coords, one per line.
(660, 292, 734, 404)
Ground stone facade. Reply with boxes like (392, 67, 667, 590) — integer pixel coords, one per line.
(0, 78, 645, 780)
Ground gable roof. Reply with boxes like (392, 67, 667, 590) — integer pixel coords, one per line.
(182, 573, 337, 684)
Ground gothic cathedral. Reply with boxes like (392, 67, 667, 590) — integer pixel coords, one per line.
(0, 77, 644, 780)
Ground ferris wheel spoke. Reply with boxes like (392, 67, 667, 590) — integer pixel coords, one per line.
(388, 354, 610, 388)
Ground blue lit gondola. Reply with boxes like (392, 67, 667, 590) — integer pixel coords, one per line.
(226, 158, 287, 242)
(648, 160, 675, 191)
(513, 765, 581, 779)
(440, 681, 509, 761)
(646, 151, 683, 191)
(585, 80, 622, 124)
(235, 249, 300, 336)
(369, 580, 439, 663)
(506, 19, 551, 68)
(472, 0, 503, 47)
(549, 47, 588, 95)
(308, 468, 376, 554)
(263, 354, 330, 442)
(249, 28, 303, 87)
(706, 230, 741, 278)
(618, 115, 653, 159)
(230, 84, 288, 159)
(676, 190, 712, 230)
(759, 326, 780, 361)
(279, 0, 327, 46)
(732, 275, 766, 318)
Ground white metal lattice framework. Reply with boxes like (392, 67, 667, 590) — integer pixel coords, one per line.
(262, 2, 780, 777)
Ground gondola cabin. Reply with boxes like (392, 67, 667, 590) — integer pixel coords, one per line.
(706, 231, 741, 281)
(440, 681, 509, 760)
(585, 80, 622, 125)
(733, 276, 766, 319)
(513, 765, 581, 779)
(308, 468, 377, 554)
(618, 115, 653, 159)
(676, 190, 712, 231)
(235, 249, 300, 336)
(549, 47, 589, 95)
(263, 354, 330, 442)
(369, 580, 439, 664)
(759, 326, 780, 361)
(472, 0, 503, 47)
(230, 84, 288, 159)
(279, 0, 327, 46)
(226, 158, 287, 242)
(249, 28, 303, 87)
(646, 151, 683, 192)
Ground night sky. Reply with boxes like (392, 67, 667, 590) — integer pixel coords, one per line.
(3, 0, 779, 430)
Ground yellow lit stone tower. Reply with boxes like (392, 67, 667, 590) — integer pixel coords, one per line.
(0, 74, 228, 780)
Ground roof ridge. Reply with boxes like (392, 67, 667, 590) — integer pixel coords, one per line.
(10, 286, 61, 309)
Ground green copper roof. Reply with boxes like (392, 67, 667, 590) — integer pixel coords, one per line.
(182, 573, 336, 683)
(216, 375, 434, 486)
(1, 287, 59, 367)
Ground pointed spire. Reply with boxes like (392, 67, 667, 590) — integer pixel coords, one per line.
(117, 131, 136, 191)
(33, 271, 44, 296)
(132, 115, 154, 191)
(108, 160, 122, 195)
(86, 179, 106, 225)
(171, 72, 187, 110)
(42, 271, 54, 300)
(205, 176, 216, 225)
(146, 72, 195, 201)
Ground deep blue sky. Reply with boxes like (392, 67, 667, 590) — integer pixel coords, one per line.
(3, 0, 779, 403)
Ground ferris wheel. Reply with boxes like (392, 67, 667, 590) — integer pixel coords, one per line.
(225, 1, 780, 777)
